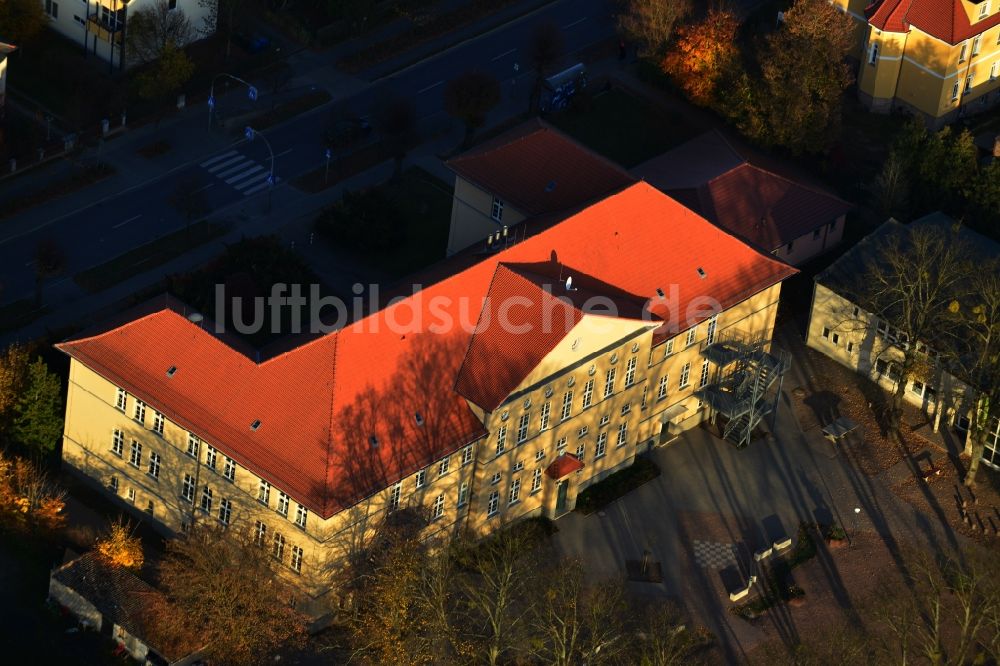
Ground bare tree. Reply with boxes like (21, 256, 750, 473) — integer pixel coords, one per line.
(375, 96, 418, 180)
(617, 0, 692, 59)
(33, 237, 66, 308)
(628, 602, 711, 665)
(528, 22, 564, 112)
(872, 149, 911, 219)
(444, 70, 501, 147)
(126, 0, 195, 64)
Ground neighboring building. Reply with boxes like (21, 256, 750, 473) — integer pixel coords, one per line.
(443, 119, 636, 256)
(831, 0, 1000, 126)
(49, 552, 203, 665)
(634, 131, 853, 266)
(57, 182, 796, 615)
(0, 43, 14, 118)
(806, 213, 1000, 467)
(42, 0, 214, 70)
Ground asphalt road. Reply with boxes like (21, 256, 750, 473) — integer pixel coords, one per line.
(0, 0, 616, 305)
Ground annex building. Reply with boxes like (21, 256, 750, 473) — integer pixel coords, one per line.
(57, 181, 796, 615)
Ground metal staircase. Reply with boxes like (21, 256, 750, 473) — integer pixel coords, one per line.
(697, 330, 790, 449)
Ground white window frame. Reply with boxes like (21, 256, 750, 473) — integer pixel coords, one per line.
(115, 388, 127, 411)
(129, 440, 142, 468)
(272, 533, 285, 561)
(495, 425, 507, 456)
(134, 400, 146, 424)
(869, 41, 879, 65)
(182, 474, 195, 503)
(576, 443, 585, 461)
(706, 316, 718, 346)
(458, 481, 469, 507)
(539, 402, 551, 430)
(624, 356, 637, 387)
(617, 422, 628, 447)
(973, 35, 982, 56)
(415, 469, 427, 488)
(439, 456, 451, 476)
(219, 498, 232, 525)
(595, 432, 607, 458)
(582, 379, 594, 409)
(258, 480, 271, 505)
(487, 490, 500, 517)
(200, 485, 213, 513)
(223, 456, 236, 481)
(508, 478, 521, 505)
(187, 433, 200, 459)
(951, 81, 960, 100)
(604, 368, 616, 398)
(685, 328, 697, 347)
(657, 375, 669, 400)
(960, 41, 968, 62)
(389, 483, 401, 511)
(980, 1, 990, 19)
(491, 196, 504, 222)
(254, 520, 267, 545)
(679, 363, 691, 389)
(295, 504, 308, 529)
(111, 429, 124, 457)
(517, 413, 529, 443)
(699, 360, 711, 388)
(462, 444, 475, 465)
(664, 339, 674, 357)
(291, 545, 303, 573)
(531, 467, 543, 492)
(277, 491, 290, 517)
(992, 62, 999, 80)
(432, 493, 445, 520)
(147, 452, 161, 480)
(561, 391, 573, 421)
(205, 445, 217, 470)
(152, 411, 164, 435)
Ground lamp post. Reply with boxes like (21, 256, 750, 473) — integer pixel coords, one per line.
(852, 506, 861, 547)
(209, 73, 258, 128)
(245, 126, 275, 212)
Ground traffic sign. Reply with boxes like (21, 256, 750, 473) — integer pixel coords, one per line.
(208, 95, 215, 109)
(267, 173, 275, 186)
(245, 126, 255, 141)
(324, 148, 332, 161)
(248, 86, 258, 101)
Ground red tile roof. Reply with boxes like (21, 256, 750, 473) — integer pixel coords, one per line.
(545, 453, 584, 479)
(635, 132, 852, 252)
(867, 0, 1000, 44)
(445, 119, 636, 217)
(58, 183, 795, 518)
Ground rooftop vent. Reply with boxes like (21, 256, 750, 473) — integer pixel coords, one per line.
(696, 267, 707, 279)
(565, 276, 576, 291)
(415, 412, 424, 426)
(250, 419, 261, 431)
(369, 435, 379, 448)
(188, 312, 204, 324)
(545, 180, 557, 192)
(166, 366, 177, 377)
(655, 287, 665, 300)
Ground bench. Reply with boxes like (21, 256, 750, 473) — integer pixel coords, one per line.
(822, 417, 860, 443)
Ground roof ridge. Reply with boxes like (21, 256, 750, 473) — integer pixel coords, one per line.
(322, 333, 340, 516)
(452, 262, 506, 406)
(741, 162, 852, 205)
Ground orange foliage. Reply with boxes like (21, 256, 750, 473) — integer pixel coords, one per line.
(95, 518, 145, 570)
(0, 450, 66, 531)
(661, 9, 740, 107)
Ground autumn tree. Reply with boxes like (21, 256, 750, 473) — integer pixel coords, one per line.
(661, 8, 740, 107)
(746, 0, 855, 153)
(0, 343, 30, 437)
(617, 0, 692, 59)
(125, 0, 195, 64)
(136, 43, 195, 104)
(152, 522, 305, 665)
(94, 517, 145, 570)
(444, 70, 500, 147)
(0, 0, 48, 44)
(0, 450, 66, 531)
(11, 357, 63, 459)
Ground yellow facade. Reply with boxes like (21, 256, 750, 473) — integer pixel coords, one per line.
(838, 0, 1000, 125)
(446, 177, 527, 256)
(61, 282, 783, 615)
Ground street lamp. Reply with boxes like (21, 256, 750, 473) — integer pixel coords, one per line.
(209, 73, 259, 128)
(245, 126, 276, 212)
(852, 507, 861, 547)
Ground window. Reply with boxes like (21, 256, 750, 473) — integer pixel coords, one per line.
(621, 403, 631, 416)
(254, 521, 267, 546)
(582, 379, 594, 409)
(167, 0, 177, 8)
(491, 197, 504, 221)
(595, 432, 608, 458)
(146, 501, 154, 515)
(115, 388, 127, 411)
(847, 341, 855, 354)
(706, 316, 718, 346)
(624, 356, 637, 387)
(599, 414, 610, 427)
(272, 533, 286, 562)
(534, 448, 544, 462)
(578, 425, 589, 437)
(291, 545, 303, 573)
(980, 1, 990, 18)
(491, 471, 502, 485)
(617, 422, 628, 447)
(458, 482, 469, 507)
(182, 474, 195, 503)
(277, 491, 290, 516)
(487, 490, 500, 517)
(832, 333, 840, 346)
(576, 443, 585, 461)
(786, 241, 794, 253)
(556, 436, 567, 451)
(822, 327, 831, 339)
(508, 478, 521, 505)
(415, 469, 427, 488)
(813, 228, 822, 240)
(664, 339, 674, 357)
(389, 483, 401, 511)
(531, 467, 543, 492)
(44, 0, 58, 19)
(258, 480, 271, 505)
(699, 360, 710, 388)
(960, 41, 968, 62)
(686, 327, 697, 347)
(992, 62, 999, 80)
(657, 375, 669, 401)
(109, 476, 119, 493)
(152, 411, 164, 435)
(495, 425, 507, 456)
(205, 445, 217, 470)
(539, 402, 551, 430)
(973, 35, 982, 56)
(223, 456, 236, 481)
(295, 504, 308, 529)
(147, 452, 161, 480)
(517, 413, 529, 443)
(910, 380, 925, 396)
(966, 74, 974, 93)
(111, 429, 124, 457)
(679, 363, 691, 389)
(200, 486, 213, 513)
(218, 498, 232, 525)
(134, 400, 146, 424)
(439, 456, 451, 476)
(432, 494, 445, 520)
(561, 391, 573, 420)
(604, 368, 616, 398)
(462, 444, 475, 465)
(186, 434, 200, 459)
(952, 81, 960, 100)
(513, 459, 524, 472)
(868, 41, 879, 65)
(127, 487, 136, 503)
(129, 440, 142, 468)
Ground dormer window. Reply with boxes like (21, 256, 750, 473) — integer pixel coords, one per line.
(250, 419, 261, 431)
(166, 365, 177, 377)
(696, 267, 707, 279)
(980, 1, 990, 20)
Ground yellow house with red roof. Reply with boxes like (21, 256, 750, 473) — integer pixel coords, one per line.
(832, 0, 1000, 124)
(56, 182, 796, 616)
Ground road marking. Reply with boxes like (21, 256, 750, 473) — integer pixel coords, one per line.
(241, 180, 275, 196)
(199, 150, 239, 168)
(192, 183, 215, 194)
(417, 80, 444, 94)
(563, 17, 588, 29)
(112, 214, 142, 229)
(491, 48, 517, 61)
(215, 160, 256, 179)
(234, 173, 271, 191)
(226, 165, 265, 185)
(275, 148, 294, 158)
(205, 155, 246, 173)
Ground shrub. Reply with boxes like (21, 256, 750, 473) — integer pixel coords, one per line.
(574, 456, 661, 514)
(315, 189, 403, 252)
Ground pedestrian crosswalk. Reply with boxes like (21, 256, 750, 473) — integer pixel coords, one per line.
(199, 150, 278, 196)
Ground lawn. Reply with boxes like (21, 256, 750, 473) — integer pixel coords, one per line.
(315, 167, 453, 280)
(550, 88, 695, 168)
(74, 220, 229, 293)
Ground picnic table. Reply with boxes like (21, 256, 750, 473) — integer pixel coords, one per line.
(822, 417, 859, 442)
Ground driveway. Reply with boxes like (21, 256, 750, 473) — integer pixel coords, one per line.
(552, 386, 965, 659)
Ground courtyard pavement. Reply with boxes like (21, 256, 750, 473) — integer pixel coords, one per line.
(552, 337, 967, 660)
